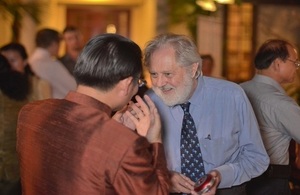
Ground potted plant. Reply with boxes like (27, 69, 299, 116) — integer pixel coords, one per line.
(0, 0, 44, 42)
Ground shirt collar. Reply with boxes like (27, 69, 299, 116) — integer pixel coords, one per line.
(35, 47, 52, 58)
(252, 74, 286, 94)
(189, 76, 204, 107)
(65, 91, 112, 116)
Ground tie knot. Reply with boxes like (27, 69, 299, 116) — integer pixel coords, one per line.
(180, 102, 190, 113)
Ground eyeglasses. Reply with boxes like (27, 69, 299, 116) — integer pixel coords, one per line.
(287, 58, 300, 69)
(138, 78, 147, 87)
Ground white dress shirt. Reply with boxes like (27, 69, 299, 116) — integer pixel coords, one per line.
(29, 48, 76, 99)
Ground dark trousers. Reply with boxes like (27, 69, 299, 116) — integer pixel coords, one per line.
(246, 177, 290, 195)
(246, 164, 291, 195)
(216, 183, 246, 195)
(170, 183, 246, 195)
(0, 179, 22, 195)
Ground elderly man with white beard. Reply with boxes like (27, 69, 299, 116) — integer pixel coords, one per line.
(144, 33, 269, 195)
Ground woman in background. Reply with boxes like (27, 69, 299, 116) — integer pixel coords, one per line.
(0, 43, 51, 101)
(0, 54, 29, 195)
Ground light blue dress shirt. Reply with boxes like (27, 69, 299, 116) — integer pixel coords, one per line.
(241, 74, 300, 165)
(147, 76, 269, 188)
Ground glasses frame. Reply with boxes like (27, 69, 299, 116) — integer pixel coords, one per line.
(287, 58, 300, 69)
(138, 78, 147, 87)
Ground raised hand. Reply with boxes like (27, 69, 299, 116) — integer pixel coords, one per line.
(125, 95, 162, 143)
(112, 104, 136, 130)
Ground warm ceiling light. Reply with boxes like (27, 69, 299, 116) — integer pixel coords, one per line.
(196, 0, 217, 12)
(215, 0, 235, 4)
(106, 24, 117, 34)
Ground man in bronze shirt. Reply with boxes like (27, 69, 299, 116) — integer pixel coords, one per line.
(16, 34, 172, 195)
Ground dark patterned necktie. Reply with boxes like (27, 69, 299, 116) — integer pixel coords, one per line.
(180, 102, 205, 182)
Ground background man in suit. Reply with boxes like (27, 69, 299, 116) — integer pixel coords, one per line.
(16, 33, 173, 195)
(59, 26, 83, 75)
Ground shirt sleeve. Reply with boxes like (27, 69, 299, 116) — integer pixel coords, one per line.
(214, 91, 270, 188)
(277, 98, 300, 143)
(49, 60, 76, 98)
(113, 140, 170, 195)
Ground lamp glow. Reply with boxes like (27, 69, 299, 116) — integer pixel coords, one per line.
(196, 0, 217, 12)
(215, 0, 235, 4)
(106, 24, 117, 33)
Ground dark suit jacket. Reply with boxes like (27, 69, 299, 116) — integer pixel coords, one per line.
(16, 91, 170, 195)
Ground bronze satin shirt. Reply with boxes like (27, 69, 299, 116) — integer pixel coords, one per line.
(17, 91, 170, 195)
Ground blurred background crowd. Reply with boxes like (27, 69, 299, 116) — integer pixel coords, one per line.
(1, 0, 300, 194)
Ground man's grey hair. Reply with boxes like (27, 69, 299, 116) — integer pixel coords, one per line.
(144, 33, 202, 76)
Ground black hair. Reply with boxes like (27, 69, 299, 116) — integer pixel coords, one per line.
(63, 26, 79, 34)
(36, 28, 61, 48)
(0, 54, 29, 101)
(200, 54, 214, 64)
(255, 39, 293, 70)
(74, 33, 142, 91)
(0, 42, 34, 76)
(0, 42, 28, 59)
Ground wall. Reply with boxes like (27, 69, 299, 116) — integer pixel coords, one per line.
(197, 15, 224, 78)
(0, 0, 156, 56)
(256, 4, 300, 88)
(255, 4, 300, 51)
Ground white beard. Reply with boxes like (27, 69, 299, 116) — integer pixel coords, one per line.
(153, 74, 195, 107)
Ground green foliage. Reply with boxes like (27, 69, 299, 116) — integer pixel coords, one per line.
(0, 0, 44, 42)
(168, 0, 211, 24)
(168, 0, 213, 40)
(168, 0, 242, 41)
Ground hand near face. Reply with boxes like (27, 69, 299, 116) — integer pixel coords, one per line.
(112, 105, 135, 130)
(124, 95, 162, 143)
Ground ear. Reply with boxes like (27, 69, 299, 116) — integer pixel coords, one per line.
(116, 76, 134, 96)
(191, 62, 200, 78)
(271, 58, 281, 72)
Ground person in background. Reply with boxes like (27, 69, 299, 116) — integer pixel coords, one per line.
(0, 54, 28, 195)
(16, 33, 174, 195)
(0, 43, 51, 101)
(144, 33, 269, 195)
(29, 28, 76, 99)
(240, 39, 300, 195)
(59, 26, 83, 75)
(200, 54, 215, 77)
(200, 54, 225, 79)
